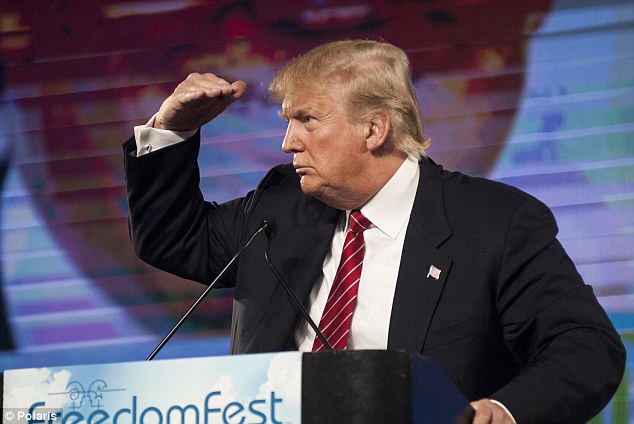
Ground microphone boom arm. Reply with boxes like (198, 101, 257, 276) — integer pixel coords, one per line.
(146, 222, 270, 361)
(264, 237, 333, 352)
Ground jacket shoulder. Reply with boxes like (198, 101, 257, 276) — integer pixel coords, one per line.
(437, 164, 548, 213)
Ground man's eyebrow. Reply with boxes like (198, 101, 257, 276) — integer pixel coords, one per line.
(278, 106, 313, 119)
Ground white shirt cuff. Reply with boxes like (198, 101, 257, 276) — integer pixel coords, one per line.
(133, 115, 197, 156)
(490, 399, 517, 424)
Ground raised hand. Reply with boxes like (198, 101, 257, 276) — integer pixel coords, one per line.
(154, 73, 247, 131)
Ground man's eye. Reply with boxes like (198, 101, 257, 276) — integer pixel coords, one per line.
(302, 116, 314, 123)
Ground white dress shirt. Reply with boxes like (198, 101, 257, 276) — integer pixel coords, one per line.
(133, 116, 196, 156)
(294, 155, 419, 351)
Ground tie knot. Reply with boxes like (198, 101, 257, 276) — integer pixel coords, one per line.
(348, 210, 372, 233)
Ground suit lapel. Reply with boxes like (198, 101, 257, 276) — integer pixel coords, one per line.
(388, 158, 453, 353)
(259, 198, 339, 348)
(286, 202, 340, 303)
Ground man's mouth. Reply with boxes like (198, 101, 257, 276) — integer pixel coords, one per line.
(294, 165, 308, 174)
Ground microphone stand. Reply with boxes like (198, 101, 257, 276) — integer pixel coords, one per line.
(264, 235, 333, 352)
(146, 221, 271, 361)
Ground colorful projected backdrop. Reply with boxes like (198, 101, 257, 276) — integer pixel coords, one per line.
(0, 0, 632, 419)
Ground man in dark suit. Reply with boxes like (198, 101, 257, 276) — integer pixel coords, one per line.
(124, 40, 625, 423)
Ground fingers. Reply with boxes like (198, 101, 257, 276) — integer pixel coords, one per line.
(469, 399, 515, 424)
(230, 79, 247, 99)
(155, 73, 247, 131)
(174, 73, 244, 102)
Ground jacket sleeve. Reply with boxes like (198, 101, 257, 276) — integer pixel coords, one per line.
(491, 195, 626, 423)
(123, 132, 252, 287)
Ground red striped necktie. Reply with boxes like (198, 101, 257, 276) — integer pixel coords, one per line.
(313, 210, 372, 351)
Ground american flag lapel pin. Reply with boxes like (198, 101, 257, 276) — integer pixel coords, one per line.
(427, 265, 442, 280)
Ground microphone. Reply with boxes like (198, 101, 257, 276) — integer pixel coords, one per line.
(263, 218, 333, 352)
(146, 219, 274, 361)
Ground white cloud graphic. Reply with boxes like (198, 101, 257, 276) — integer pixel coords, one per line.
(4, 368, 72, 409)
(213, 373, 238, 399)
(255, 353, 302, 420)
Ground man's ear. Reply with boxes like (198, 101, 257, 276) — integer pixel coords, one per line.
(365, 112, 391, 153)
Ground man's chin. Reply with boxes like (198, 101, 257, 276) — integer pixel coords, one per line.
(299, 177, 326, 200)
(299, 181, 349, 210)
(299, 178, 318, 197)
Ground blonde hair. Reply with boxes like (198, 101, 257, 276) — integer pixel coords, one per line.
(269, 39, 430, 158)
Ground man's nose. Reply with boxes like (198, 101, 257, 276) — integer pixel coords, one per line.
(281, 122, 303, 153)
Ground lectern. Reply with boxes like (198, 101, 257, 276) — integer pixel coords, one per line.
(3, 350, 467, 423)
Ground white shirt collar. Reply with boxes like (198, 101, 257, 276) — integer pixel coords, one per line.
(354, 155, 420, 239)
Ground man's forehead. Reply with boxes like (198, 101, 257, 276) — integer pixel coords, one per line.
(282, 96, 314, 115)
(281, 90, 337, 114)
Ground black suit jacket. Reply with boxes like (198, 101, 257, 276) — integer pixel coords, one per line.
(124, 133, 625, 423)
